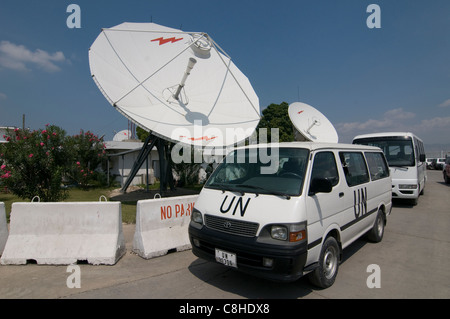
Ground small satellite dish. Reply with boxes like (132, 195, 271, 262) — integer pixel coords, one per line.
(288, 102, 338, 143)
(113, 130, 132, 142)
(89, 22, 260, 147)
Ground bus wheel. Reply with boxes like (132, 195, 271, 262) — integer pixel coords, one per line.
(308, 236, 340, 289)
(367, 209, 385, 243)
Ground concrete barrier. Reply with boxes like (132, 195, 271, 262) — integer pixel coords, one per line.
(0, 202, 8, 255)
(133, 195, 198, 259)
(0, 201, 125, 265)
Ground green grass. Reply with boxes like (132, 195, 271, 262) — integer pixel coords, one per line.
(0, 187, 137, 224)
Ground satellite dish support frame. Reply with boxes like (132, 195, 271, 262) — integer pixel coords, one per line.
(121, 133, 175, 196)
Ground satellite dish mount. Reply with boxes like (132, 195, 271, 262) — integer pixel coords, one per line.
(163, 57, 197, 105)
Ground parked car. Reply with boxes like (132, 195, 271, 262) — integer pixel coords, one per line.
(436, 158, 446, 170)
(444, 158, 450, 184)
(426, 158, 436, 169)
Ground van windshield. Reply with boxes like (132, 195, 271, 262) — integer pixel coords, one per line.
(353, 136, 415, 167)
(205, 147, 309, 197)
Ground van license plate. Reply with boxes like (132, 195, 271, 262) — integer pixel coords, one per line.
(215, 249, 237, 268)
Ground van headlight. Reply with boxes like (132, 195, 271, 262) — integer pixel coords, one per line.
(270, 223, 306, 242)
(191, 208, 203, 225)
(399, 184, 417, 189)
(271, 226, 288, 241)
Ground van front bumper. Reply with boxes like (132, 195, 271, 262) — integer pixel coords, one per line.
(188, 222, 308, 283)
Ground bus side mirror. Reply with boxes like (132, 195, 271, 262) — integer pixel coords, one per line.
(419, 154, 426, 162)
(309, 178, 332, 196)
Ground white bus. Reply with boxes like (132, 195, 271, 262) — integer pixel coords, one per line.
(353, 132, 426, 204)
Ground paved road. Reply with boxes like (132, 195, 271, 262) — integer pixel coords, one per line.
(0, 170, 449, 300)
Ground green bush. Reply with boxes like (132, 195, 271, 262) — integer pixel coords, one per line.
(0, 125, 69, 201)
(65, 130, 106, 189)
(0, 125, 108, 201)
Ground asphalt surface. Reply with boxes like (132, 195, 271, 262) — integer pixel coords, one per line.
(0, 170, 449, 300)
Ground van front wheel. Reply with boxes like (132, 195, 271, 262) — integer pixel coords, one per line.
(308, 236, 340, 289)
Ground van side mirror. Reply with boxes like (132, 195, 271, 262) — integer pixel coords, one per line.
(309, 178, 333, 196)
(419, 154, 426, 162)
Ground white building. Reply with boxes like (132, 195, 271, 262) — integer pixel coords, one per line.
(105, 139, 159, 187)
(0, 127, 16, 143)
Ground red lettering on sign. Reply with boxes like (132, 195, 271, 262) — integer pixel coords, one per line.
(160, 202, 195, 220)
(187, 202, 194, 215)
(161, 205, 172, 220)
(175, 204, 185, 217)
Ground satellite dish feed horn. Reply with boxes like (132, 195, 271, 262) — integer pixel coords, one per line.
(173, 57, 197, 101)
(306, 118, 320, 134)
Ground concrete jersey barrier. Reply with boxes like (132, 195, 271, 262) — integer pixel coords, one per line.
(0, 202, 8, 255)
(0, 201, 125, 265)
(133, 195, 198, 259)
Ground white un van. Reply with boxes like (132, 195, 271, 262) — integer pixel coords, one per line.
(189, 142, 392, 288)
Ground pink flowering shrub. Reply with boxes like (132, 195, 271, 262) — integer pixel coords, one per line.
(0, 125, 107, 200)
(65, 130, 106, 189)
(0, 125, 69, 201)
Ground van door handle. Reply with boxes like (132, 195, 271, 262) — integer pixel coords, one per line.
(339, 192, 344, 198)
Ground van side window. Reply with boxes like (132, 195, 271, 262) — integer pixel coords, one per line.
(339, 152, 370, 187)
(364, 152, 389, 181)
(311, 152, 339, 186)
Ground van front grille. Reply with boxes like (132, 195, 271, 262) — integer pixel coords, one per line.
(204, 214, 259, 237)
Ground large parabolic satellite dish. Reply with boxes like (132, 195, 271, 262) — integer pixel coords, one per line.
(288, 102, 338, 143)
(89, 22, 261, 147)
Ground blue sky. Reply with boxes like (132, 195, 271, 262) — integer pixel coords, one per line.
(0, 0, 449, 151)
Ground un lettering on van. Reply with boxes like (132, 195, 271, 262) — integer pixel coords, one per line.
(160, 202, 195, 220)
(220, 195, 251, 217)
(354, 187, 368, 218)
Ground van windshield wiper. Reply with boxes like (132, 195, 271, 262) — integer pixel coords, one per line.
(235, 184, 291, 199)
(206, 183, 244, 196)
(389, 164, 410, 169)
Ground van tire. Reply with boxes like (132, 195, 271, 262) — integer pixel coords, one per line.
(367, 209, 385, 243)
(308, 236, 340, 289)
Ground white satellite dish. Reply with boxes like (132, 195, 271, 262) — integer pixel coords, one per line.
(89, 22, 261, 147)
(288, 102, 338, 143)
(113, 130, 132, 142)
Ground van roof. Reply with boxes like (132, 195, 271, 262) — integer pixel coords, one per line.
(236, 142, 382, 152)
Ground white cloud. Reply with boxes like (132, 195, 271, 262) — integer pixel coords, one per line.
(336, 108, 415, 135)
(0, 41, 66, 72)
(0, 92, 6, 100)
(384, 108, 415, 120)
(438, 99, 450, 108)
(335, 107, 450, 145)
(418, 116, 450, 129)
